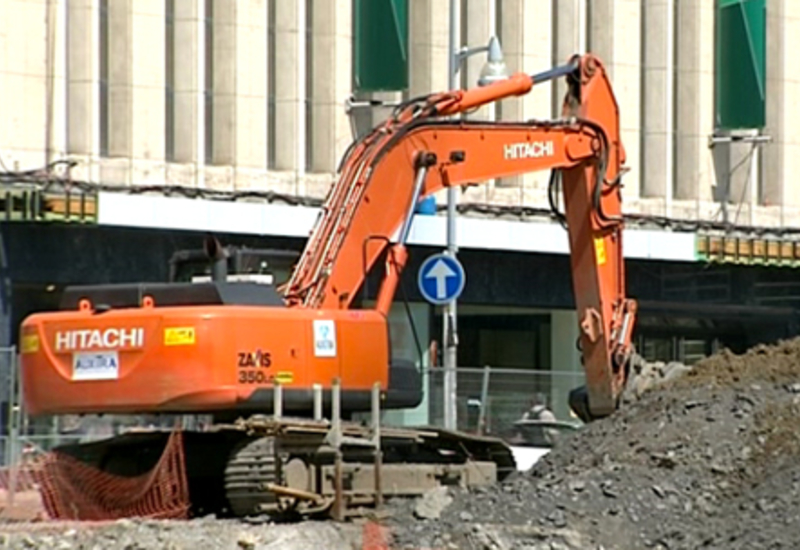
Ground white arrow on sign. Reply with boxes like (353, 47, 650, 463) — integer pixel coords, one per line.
(425, 259, 457, 299)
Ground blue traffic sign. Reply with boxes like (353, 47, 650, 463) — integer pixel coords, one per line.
(418, 253, 466, 305)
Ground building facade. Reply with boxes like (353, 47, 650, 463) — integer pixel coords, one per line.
(0, 0, 792, 221)
(2, 0, 799, 431)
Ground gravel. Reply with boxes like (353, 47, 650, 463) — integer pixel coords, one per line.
(0, 517, 367, 549)
(387, 337, 800, 549)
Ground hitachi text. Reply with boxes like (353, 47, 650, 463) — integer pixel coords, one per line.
(55, 328, 144, 351)
(503, 141, 555, 160)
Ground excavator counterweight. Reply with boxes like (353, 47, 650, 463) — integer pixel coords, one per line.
(18, 54, 636, 519)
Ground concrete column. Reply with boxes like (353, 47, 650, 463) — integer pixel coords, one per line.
(496, 0, 552, 190)
(462, 0, 494, 121)
(589, 0, 641, 202)
(640, 0, 671, 205)
(210, 0, 268, 180)
(210, 1, 235, 167)
(274, 0, 305, 185)
(552, 0, 586, 116)
(762, 1, 800, 214)
(408, 0, 449, 100)
(0, 0, 66, 168)
(46, 0, 69, 165)
(129, 0, 166, 184)
(459, 0, 498, 200)
(107, 0, 132, 159)
(674, 0, 714, 205)
(310, 0, 352, 174)
(67, 0, 101, 158)
(172, 1, 201, 166)
(409, 0, 450, 207)
(550, 310, 582, 421)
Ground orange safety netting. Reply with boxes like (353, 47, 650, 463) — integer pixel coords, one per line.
(34, 429, 190, 521)
(0, 463, 41, 492)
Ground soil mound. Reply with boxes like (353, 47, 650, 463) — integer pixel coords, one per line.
(390, 337, 800, 549)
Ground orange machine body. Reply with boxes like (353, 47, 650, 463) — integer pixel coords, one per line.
(20, 54, 636, 421)
(20, 305, 390, 416)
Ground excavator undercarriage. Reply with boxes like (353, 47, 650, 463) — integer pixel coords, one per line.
(44, 413, 515, 520)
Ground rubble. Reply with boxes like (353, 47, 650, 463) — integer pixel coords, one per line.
(7, 338, 800, 548)
(388, 337, 800, 549)
(0, 518, 366, 550)
(413, 487, 452, 520)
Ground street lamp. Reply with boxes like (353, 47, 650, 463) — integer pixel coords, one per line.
(478, 37, 510, 86)
(442, 6, 509, 431)
(450, 36, 509, 89)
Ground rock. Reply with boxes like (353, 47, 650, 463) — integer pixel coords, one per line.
(600, 481, 618, 499)
(414, 487, 453, 520)
(710, 463, 730, 475)
(651, 452, 677, 469)
(569, 480, 586, 493)
(237, 532, 258, 550)
(459, 511, 474, 522)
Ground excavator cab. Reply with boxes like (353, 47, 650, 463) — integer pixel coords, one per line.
(167, 239, 300, 286)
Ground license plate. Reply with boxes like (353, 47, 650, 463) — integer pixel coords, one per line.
(72, 351, 120, 381)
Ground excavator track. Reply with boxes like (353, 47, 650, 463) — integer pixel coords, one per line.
(219, 417, 517, 519)
(224, 436, 280, 518)
(45, 418, 517, 521)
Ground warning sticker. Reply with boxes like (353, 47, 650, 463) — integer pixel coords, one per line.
(21, 334, 39, 354)
(164, 327, 196, 346)
(594, 236, 607, 266)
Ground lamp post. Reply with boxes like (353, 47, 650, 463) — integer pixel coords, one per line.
(443, 1, 509, 431)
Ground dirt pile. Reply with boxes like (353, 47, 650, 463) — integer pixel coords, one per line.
(389, 337, 800, 549)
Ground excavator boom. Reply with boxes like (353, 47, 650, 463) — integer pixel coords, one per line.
(285, 54, 634, 418)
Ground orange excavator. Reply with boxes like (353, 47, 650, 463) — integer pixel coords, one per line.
(18, 53, 637, 518)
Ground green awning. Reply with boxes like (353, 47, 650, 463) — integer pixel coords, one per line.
(353, 0, 408, 92)
(715, 0, 766, 130)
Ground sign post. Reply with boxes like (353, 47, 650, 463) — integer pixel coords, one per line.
(418, 253, 466, 429)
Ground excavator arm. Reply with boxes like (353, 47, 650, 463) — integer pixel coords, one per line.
(285, 54, 635, 419)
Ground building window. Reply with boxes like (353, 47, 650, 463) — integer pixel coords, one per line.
(98, 0, 109, 157)
(267, 0, 276, 169)
(352, 0, 408, 92)
(204, 0, 214, 164)
(165, 0, 175, 162)
(714, 0, 766, 130)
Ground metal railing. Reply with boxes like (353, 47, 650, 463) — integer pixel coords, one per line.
(422, 366, 585, 437)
